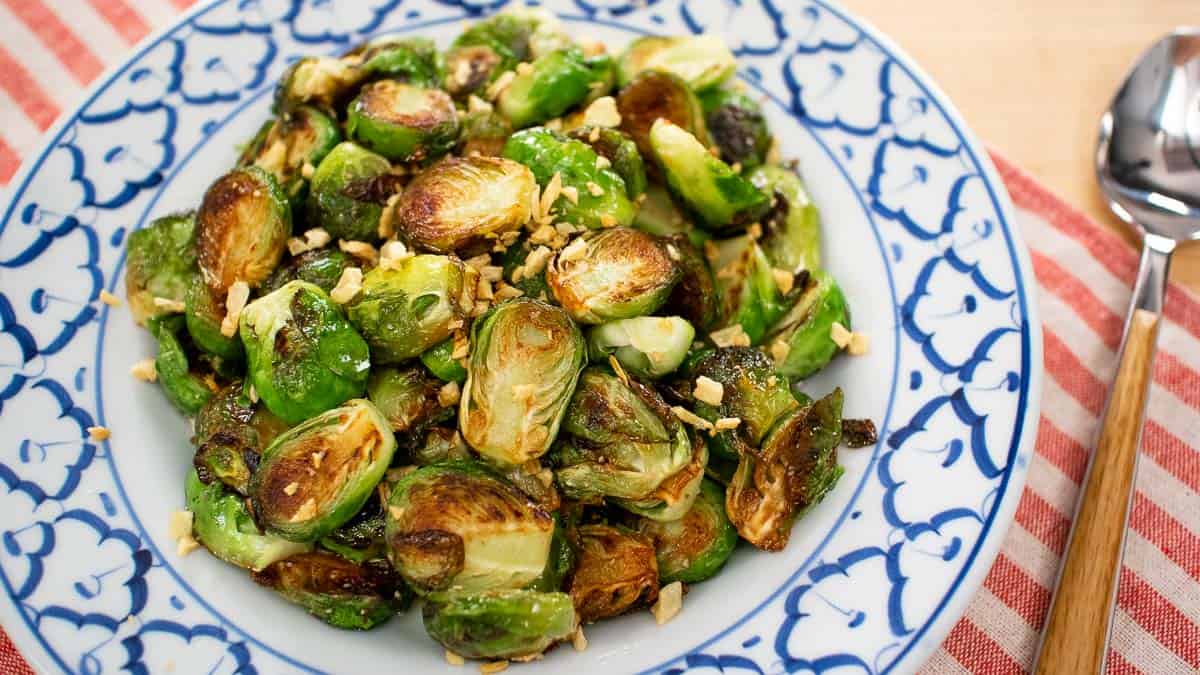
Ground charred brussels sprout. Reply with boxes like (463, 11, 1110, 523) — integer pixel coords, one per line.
(245, 105, 341, 209)
(567, 126, 647, 198)
(635, 478, 737, 584)
(712, 236, 793, 344)
(460, 299, 585, 465)
(385, 461, 555, 594)
(125, 212, 196, 326)
(649, 119, 769, 232)
(420, 338, 468, 384)
(546, 227, 679, 324)
(239, 281, 370, 424)
(423, 590, 576, 660)
(662, 234, 722, 330)
(366, 364, 452, 434)
(186, 470, 311, 570)
(275, 56, 363, 112)
(250, 399, 396, 542)
(394, 156, 536, 253)
(261, 248, 353, 295)
(617, 35, 735, 92)
(252, 552, 408, 630)
(192, 382, 286, 495)
(749, 165, 822, 274)
(319, 500, 387, 563)
(702, 89, 771, 170)
(346, 255, 475, 363)
(347, 81, 459, 163)
(451, 10, 538, 71)
(727, 389, 844, 551)
(184, 276, 243, 362)
(765, 272, 849, 379)
(196, 166, 291, 293)
(307, 142, 400, 242)
(458, 106, 513, 158)
(501, 127, 635, 230)
(568, 523, 658, 622)
(617, 70, 709, 164)
(686, 347, 800, 460)
(444, 46, 503, 99)
(498, 48, 613, 129)
(587, 316, 695, 379)
(150, 316, 213, 415)
(357, 36, 444, 88)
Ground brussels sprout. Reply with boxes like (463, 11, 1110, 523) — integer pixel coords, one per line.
(568, 523, 658, 622)
(459, 106, 513, 158)
(634, 478, 737, 584)
(366, 364, 452, 434)
(347, 81, 459, 163)
(566, 126, 647, 199)
(275, 56, 364, 112)
(307, 142, 400, 242)
(546, 228, 679, 324)
(184, 276, 243, 362)
(661, 234, 722, 330)
(346, 255, 475, 363)
(460, 299, 585, 466)
(498, 48, 612, 129)
(712, 235, 793, 344)
(617, 70, 709, 165)
(261, 248, 354, 295)
(587, 316, 695, 379)
(686, 347, 800, 460)
(748, 165, 822, 274)
(385, 461, 555, 594)
(319, 500, 387, 563)
(765, 272, 849, 379)
(245, 105, 342, 209)
(192, 382, 286, 495)
(196, 166, 291, 293)
(501, 127, 636, 230)
(125, 212, 196, 325)
(150, 316, 213, 415)
(250, 399, 396, 542)
(394, 156, 536, 253)
(701, 89, 771, 170)
(410, 427, 471, 466)
(617, 35, 735, 92)
(186, 470, 311, 571)
(252, 552, 408, 630)
(649, 119, 770, 232)
(420, 339, 468, 384)
(357, 36, 444, 88)
(444, 46, 504, 99)
(726, 388, 844, 551)
(423, 590, 576, 660)
(499, 237, 552, 298)
(451, 10, 538, 70)
(620, 432, 707, 522)
(239, 281, 370, 424)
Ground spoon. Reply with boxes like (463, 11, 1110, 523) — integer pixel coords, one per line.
(1034, 28, 1200, 674)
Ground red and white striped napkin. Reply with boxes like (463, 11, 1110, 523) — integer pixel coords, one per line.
(1, 1, 1197, 673)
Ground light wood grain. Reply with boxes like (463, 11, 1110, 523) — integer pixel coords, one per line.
(1033, 308, 1159, 674)
(843, 0, 1200, 291)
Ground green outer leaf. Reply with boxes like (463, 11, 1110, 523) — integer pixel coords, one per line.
(748, 165, 822, 274)
(125, 212, 196, 325)
(186, 470, 311, 571)
(150, 315, 213, 415)
(422, 589, 576, 660)
(358, 36, 444, 88)
(767, 271, 849, 379)
(184, 275, 243, 361)
(420, 338, 468, 383)
(306, 142, 394, 241)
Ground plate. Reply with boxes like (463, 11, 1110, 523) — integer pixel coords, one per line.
(0, 1, 1042, 673)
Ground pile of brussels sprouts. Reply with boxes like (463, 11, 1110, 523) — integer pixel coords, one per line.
(123, 8, 874, 664)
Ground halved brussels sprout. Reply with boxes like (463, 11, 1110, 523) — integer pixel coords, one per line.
(186, 470, 311, 571)
(193, 382, 286, 495)
(307, 142, 400, 242)
(617, 35, 735, 92)
(701, 89, 771, 170)
(252, 552, 408, 630)
(617, 70, 709, 165)
(357, 36, 444, 88)
(649, 119, 769, 232)
(250, 399, 396, 542)
(546, 227, 679, 324)
(587, 316, 695, 379)
(385, 461, 554, 594)
(748, 165, 822, 275)
(346, 255, 475, 363)
(423, 590, 576, 660)
(459, 106, 513, 158)
(420, 338, 468, 384)
(410, 427, 471, 466)
(366, 364, 452, 434)
(125, 212, 196, 326)
(195, 166, 291, 293)
(460, 299, 585, 466)
(444, 46, 503, 99)
(239, 280, 370, 424)
(712, 235, 793, 344)
(686, 347, 800, 460)
(501, 127, 635, 230)
(568, 523, 658, 622)
(184, 276, 243, 362)
(347, 81, 459, 163)
(150, 315, 214, 415)
(661, 234, 722, 330)
(275, 56, 364, 112)
(634, 478, 737, 584)
(727, 388, 844, 551)
(498, 48, 612, 129)
(261, 248, 354, 295)
(394, 156, 536, 253)
(566, 126, 647, 199)
(765, 271, 849, 379)
(319, 499, 387, 563)
(245, 105, 342, 209)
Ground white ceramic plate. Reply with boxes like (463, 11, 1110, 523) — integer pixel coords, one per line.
(0, 1, 1041, 673)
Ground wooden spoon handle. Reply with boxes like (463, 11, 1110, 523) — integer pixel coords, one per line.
(1034, 307, 1160, 674)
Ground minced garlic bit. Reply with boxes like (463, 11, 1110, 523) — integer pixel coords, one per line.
(493, 283, 524, 301)
(543, 117, 563, 132)
(465, 253, 492, 270)
(168, 510, 193, 540)
(588, 126, 601, 143)
(598, 213, 618, 228)
(311, 451, 326, 469)
(581, 95, 621, 128)
(516, 62, 534, 76)
(339, 239, 379, 265)
(693, 376, 724, 406)
(99, 290, 121, 307)
(176, 535, 200, 557)
(540, 172, 564, 218)
(730, 162, 743, 174)
(523, 246, 553, 276)
(451, 331, 471, 360)
(558, 237, 588, 264)
(529, 223, 556, 245)
(714, 417, 741, 431)
(830, 321, 853, 349)
(467, 95, 493, 115)
(283, 482, 299, 496)
(301, 162, 316, 179)
(292, 498, 318, 522)
(485, 70, 516, 101)
(479, 661, 508, 674)
(330, 267, 364, 304)
(572, 626, 588, 652)
(130, 358, 157, 382)
(287, 237, 310, 256)
(652, 581, 683, 625)
(770, 339, 790, 365)
(87, 425, 111, 441)
(586, 182, 605, 197)
(378, 193, 401, 239)
(152, 296, 185, 313)
(595, 155, 611, 170)
(767, 375, 778, 387)
(560, 185, 580, 205)
(772, 268, 795, 295)
(247, 384, 259, 403)
(445, 650, 465, 666)
(710, 324, 750, 348)
(305, 228, 331, 249)
(848, 331, 870, 356)
(671, 406, 714, 432)
(379, 239, 413, 270)
(220, 281, 250, 337)
(476, 277, 495, 301)
(608, 355, 630, 386)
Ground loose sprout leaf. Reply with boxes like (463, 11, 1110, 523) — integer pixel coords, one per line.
(125, 212, 197, 326)
(252, 552, 409, 630)
(763, 271, 849, 379)
(187, 470, 311, 571)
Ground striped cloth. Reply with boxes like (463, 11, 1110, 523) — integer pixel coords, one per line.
(0, 2, 1197, 673)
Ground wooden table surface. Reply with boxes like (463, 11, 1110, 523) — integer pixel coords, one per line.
(843, 0, 1200, 291)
